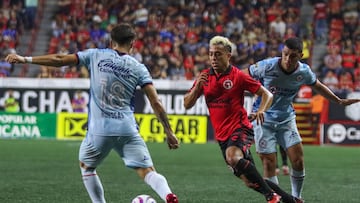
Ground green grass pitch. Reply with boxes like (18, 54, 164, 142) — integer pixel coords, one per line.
(0, 139, 359, 203)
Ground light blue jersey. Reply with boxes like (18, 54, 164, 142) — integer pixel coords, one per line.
(249, 57, 316, 123)
(77, 48, 152, 136)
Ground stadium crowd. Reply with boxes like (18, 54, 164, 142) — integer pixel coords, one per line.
(1, 0, 360, 94)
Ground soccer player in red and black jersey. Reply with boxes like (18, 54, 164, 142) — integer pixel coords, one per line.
(184, 36, 303, 203)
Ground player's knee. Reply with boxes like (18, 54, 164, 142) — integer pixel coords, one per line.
(226, 156, 240, 168)
(79, 161, 95, 170)
(260, 154, 276, 166)
(136, 167, 155, 179)
(291, 158, 304, 170)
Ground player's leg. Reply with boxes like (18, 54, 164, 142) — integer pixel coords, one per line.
(253, 123, 279, 184)
(279, 145, 289, 175)
(79, 133, 114, 203)
(221, 128, 280, 202)
(116, 135, 178, 203)
(281, 119, 305, 198)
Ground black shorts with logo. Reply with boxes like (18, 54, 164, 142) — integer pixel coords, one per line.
(218, 126, 255, 165)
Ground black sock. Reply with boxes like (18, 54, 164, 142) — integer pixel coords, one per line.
(235, 159, 273, 199)
(279, 146, 288, 166)
(265, 180, 296, 203)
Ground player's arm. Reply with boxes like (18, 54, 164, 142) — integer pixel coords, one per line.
(312, 79, 360, 106)
(5, 53, 78, 67)
(184, 72, 207, 109)
(142, 84, 179, 149)
(252, 86, 273, 124)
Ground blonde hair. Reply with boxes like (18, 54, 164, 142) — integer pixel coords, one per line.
(209, 36, 232, 53)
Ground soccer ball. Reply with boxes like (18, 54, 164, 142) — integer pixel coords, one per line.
(131, 194, 157, 203)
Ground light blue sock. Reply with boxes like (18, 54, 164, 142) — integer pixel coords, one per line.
(81, 167, 106, 203)
(290, 169, 305, 198)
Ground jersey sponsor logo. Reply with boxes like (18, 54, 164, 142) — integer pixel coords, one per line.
(223, 79, 233, 89)
(268, 86, 297, 96)
(98, 59, 130, 78)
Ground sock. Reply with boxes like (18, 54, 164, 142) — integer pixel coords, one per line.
(144, 171, 172, 201)
(279, 146, 288, 166)
(290, 169, 305, 198)
(265, 179, 297, 203)
(235, 159, 273, 199)
(81, 167, 106, 203)
(267, 176, 279, 185)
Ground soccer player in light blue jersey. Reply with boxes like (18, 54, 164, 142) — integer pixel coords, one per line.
(5, 23, 179, 203)
(245, 37, 360, 200)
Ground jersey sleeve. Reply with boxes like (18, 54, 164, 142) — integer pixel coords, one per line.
(241, 71, 261, 94)
(248, 60, 267, 80)
(303, 64, 317, 85)
(138, 64, 153, 87)
(76, 48, 97, 69)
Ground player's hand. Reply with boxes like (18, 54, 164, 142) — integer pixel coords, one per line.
(166, 133, 179, 150)
(248, 113, 256, 122)
(5, 54, 25, 64)
(339, 98, 360, 106)
(250, 111, 265, 125)
(195, 72, 208, 89)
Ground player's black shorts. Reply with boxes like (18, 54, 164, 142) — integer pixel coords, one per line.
(218, 126, 255, 165)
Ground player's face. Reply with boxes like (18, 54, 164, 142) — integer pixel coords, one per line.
(209, 44, 231, 73)
(281, 46, 303, 71)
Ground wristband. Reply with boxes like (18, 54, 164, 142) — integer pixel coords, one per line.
(24, 56, 33, 63)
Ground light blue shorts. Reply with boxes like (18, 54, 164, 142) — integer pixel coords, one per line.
(79, 133, 153, 169)
(253, 118, 302, 154)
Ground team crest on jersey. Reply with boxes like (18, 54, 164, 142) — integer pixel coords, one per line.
(269, 86, 277, 94)
(223, 79, 233, 89)
(296, 75, 303, 81)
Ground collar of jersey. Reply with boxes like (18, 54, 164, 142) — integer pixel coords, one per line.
(209, 65, 232, 75)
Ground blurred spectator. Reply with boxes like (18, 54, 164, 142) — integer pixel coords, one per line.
(132, 3, 148, 27)
(24, 0, 38, 30)
(194, 46, 209, 77)
(37, 65, 53, 78)
(313, 0, 327, 41)
(183, 54, 195, 80)
(322, 45, 342, 77)
(4, 89, 19, 112)
(301, 35, 311, 64)
(338, 71, 354, 94)
(0, 10, 8, 32)
(72, 90, 86, 112)
(341, 39, 356, 76)
(354, 65, 360, 91)
(64, 66, 80, 78)
(0, 55, 12, 77)
(322, 70, 339, 93)
(225, 17, 243, 37)
(168, 46, 184, 80)
(269, 15, 286, 38)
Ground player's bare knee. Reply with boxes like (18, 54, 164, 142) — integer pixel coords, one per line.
(291, 158, 304, 170)
(226, 156, 240, 168)
(79, 161, 93, 170)
(136, 167, 155, 179)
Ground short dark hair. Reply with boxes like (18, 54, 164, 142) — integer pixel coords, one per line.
(111, 23, 136, 45)
(284, 37, 303, 52)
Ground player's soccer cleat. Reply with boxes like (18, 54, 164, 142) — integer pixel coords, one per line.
(282, 165, 290, 175)
(294, 197, 304, 203)
(166, 193, 178, 203)
(267, 193, 281, 203)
